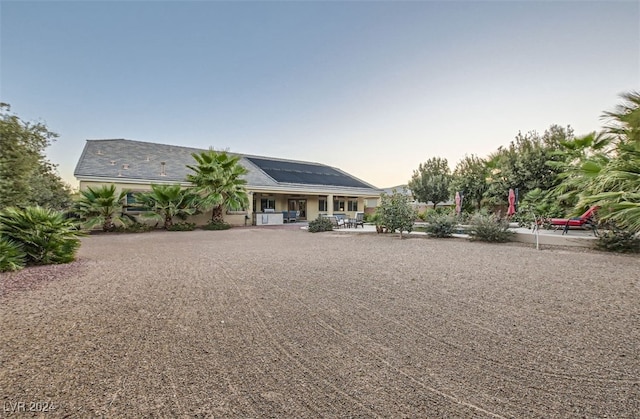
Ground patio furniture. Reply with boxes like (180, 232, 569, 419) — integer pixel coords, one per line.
(549, 206, 599, 236)
(354, 212, 365, 228)
(282, 210, 297, 223)
(327, 216, 345, 229)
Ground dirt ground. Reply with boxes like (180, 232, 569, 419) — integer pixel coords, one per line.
(1, 228, 638, 418)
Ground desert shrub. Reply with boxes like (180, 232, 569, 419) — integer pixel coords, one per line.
(112, 222, 155, 233)
(596, 227, 640, 253)
(0, 206, 83, 265)
(467, 213, 513, 243)
(424, 214, 456, 238)
(308, 216, 333, 233)
(167, 222, 196, 231)
(0, 237, 26, 272)
(203, 220, 231, 230)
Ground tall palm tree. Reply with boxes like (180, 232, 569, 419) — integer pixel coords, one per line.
(134, 184, 200, 229)
(73, 184, 130, 231)
(186, 150, 249, 223)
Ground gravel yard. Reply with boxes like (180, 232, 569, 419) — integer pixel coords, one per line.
(1, 228, 638, 418)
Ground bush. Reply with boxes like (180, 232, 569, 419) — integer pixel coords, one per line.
(596, 228, 640, 253)
(167, 222, 196, 231)
(0, 206, 83, 265)
(0, 237, 26, 272)
(112, 222, 155, 233)
(467, 213, 513, 243)
(308, 216, 333, 233)
(424, 214, 456, 238)
(203, 221, 231, 230)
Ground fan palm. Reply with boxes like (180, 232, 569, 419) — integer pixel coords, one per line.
(134, 184, 200, 229)
(186, 150, 249, 223)
(73, 184, 130, 231)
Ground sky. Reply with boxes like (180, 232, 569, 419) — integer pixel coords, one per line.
(1, 1, 639, 190)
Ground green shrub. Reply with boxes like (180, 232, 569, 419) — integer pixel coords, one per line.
(467, 213, 513, 243)
(0, 206, 83, 265)
(0, 237, 26, 272)
(167, 222, 196, 231)
(112, 222, 155, 233)
(308, 216, 333, 233)
(203, 220, 232, 230)
(596, 228, 640, 253)
(424, 214, 456, 238)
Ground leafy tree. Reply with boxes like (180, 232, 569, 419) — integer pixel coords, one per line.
(186, 150, 249, 223)
(73, 184, 130, 231)
(134, 184, 200, 229)
(450, 154, 488, 211)
(484, 125, 570, 208)
(408, 157, 451, 209)
(0, 104, 72, 210)
(0, 206, 82, 265)
(377, 188, 416, 238)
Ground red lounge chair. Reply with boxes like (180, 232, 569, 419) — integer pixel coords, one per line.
(549, 206, 599, 235)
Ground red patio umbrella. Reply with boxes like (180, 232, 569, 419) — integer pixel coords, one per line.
(455, 191, 461, 215)
(507, 188, 516, 217)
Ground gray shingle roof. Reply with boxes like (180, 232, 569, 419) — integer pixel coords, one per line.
(74, 139, 381, 195)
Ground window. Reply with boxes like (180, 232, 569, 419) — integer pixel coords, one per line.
(347, 198, 358, 212)
(318, 196, 328, 212)
(333, 197, 345, 212)
(124, 192, 150, 213)
(260, 198, 276, 212)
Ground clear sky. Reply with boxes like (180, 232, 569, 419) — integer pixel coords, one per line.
(2, 1, 638, 189)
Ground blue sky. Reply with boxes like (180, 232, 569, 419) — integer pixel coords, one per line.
(2, 1, 638, 189)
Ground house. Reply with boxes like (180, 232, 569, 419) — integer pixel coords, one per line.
(74, 139, 382, 226)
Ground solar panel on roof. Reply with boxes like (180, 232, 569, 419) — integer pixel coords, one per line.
(246, 157, 371, 188)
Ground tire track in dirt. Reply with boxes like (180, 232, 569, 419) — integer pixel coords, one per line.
(217, 262, 381, 418)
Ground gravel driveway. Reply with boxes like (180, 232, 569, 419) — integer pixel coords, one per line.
(1, 228, 638, 417)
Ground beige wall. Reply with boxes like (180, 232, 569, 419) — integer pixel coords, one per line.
(79, 181, 376, 226)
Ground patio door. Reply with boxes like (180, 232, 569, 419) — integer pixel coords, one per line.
(288, 199, 307, 220)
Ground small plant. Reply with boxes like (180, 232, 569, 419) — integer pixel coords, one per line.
(424, 213, 456, 238)
(467, 213, 513, 243)
(307, 216, 333, 233)
(167, 222, 196, 231)
(0, 206, 83, 265)
(596, 225, 640, 253)
(112, 222, 155, 233)
(203, 220, 232, 230)
(0, 237, 26, 272)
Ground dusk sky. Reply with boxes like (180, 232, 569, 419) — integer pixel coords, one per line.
(2, 1, 638, 189)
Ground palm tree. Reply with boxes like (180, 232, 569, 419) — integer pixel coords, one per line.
(134, 184, 200, 229)
(186, 150, 249, 223)
(73, 184, 130, 231)
(574, 91, 640, 232)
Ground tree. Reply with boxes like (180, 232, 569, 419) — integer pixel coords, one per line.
(450, 154, 488, 211)
(73, 185, 130, 231)
(186, 150, 249, 223)
(408, 157, 451, 209)
(377, 188, 416, 238)
(579, 91, 640, 232)
(134, 184, 200, 229)
(0, 104, 72, 210)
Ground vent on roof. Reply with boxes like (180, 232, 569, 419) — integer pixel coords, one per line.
(117, 171, 123, 177)
(110, 160, 116, 165)
(122, 164, 129, 170)
(145, 156, 151, 162)
(96, 150, 103, 155)
(160, 161, 166, 176)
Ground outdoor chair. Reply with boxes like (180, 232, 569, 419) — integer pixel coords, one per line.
(327, 216, 344, 229)
(549, 206, 599, 236)
(354, 212, 365, 228)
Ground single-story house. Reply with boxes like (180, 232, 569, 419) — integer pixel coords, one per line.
(74, 139, 382, 226)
